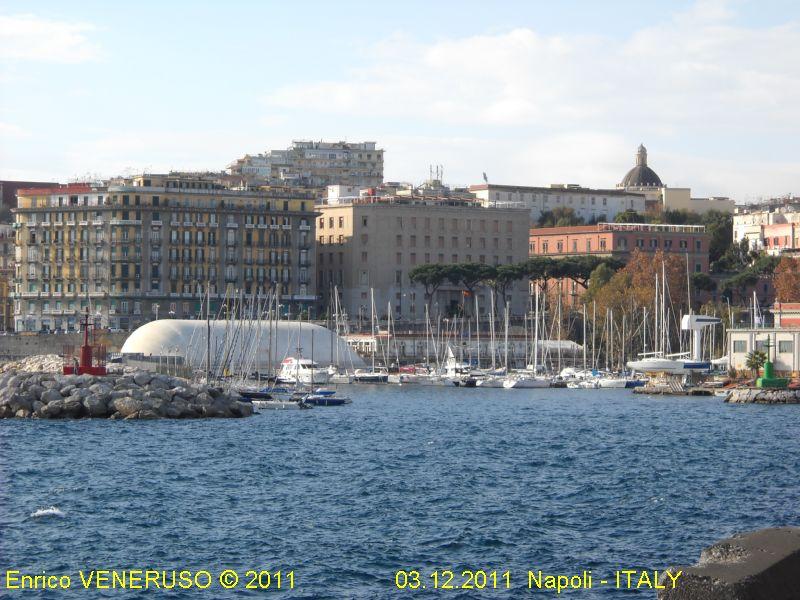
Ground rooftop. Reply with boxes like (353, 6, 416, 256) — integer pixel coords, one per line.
(529, 222, 706, 235)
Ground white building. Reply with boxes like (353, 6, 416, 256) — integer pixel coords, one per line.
(728, 328, 800, 375)
(733, 200, 800, 253)
(469, 183, 646, 224)
(229, 140, 384, 188)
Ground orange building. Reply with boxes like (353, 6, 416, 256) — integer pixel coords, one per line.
(529, 222, 710, 302)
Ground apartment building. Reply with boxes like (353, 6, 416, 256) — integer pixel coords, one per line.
(470, 183, 646, 224)
(0, 223, 13, 330)
(12, 174, 318, 332)
(315, 195, 530, 322)
(733, 199, 800, 255)
(229, 140, 384, 188)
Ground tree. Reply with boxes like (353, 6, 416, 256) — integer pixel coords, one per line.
(446, 263, 496, 297)
(702, 211, 733, 267)
(745, 350, 768, 378)
(614, 209, 642, 223)
(774, 256, 800, 302)
(691, 272, 717, 292)
(409, 264, 449, 313)
(537, 207, 584, 228)
(487, 263, 525, 310)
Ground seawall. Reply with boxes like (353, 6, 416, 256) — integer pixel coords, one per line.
(0, 332, 130, 361)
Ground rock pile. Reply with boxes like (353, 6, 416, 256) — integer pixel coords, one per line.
(0, 354, 64, 374)
(0, 369, 253, 420)
(727, 388, 800, 404)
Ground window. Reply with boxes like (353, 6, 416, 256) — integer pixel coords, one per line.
(695, 263, 701, 272)
(779, 341, 793, 353)
(362, 216, 368, 227)
(733, 341, 746, 353)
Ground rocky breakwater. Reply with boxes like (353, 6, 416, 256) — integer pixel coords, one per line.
(0, 370, 253, 420)
(726, 388, 800, 404)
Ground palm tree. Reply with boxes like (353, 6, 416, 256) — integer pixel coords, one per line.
(745, 350, 768, 378)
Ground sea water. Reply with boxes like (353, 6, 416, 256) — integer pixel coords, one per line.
(1, 386, 799, 598)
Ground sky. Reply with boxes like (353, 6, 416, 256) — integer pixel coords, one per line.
(1, 0, 799, 202)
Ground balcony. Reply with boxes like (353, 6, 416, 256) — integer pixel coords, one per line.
(281, 224, 292, 230)
(245, 223, 255, 229)
(299, 224, 311, 231)
(269, 224, 279, 229)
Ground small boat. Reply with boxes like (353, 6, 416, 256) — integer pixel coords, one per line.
(597, 377, 628, 388)
(476, 375, 505, 388)
(252, 398, 312, 410)
(353, 367, 389, 383)
(237, 389, 273, 401)
(502, 375, 550, 389)
(304, 394, 352, 406)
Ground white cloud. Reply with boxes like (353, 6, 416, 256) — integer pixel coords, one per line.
(264, 1, 800, 198)
(0, 121, 29, 138)
(0, 14, 100, 63)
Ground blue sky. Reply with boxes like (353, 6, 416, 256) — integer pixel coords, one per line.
(1, 0, 799, 201)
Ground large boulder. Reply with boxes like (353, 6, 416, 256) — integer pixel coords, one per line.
(83, 395, 109, 417)
(40, 399, 65, 418)
(9, 391, 35, 413)
(26, 384, 46, 399)
(40, 388, 64, 404)
(659, 527, 800, 600)
(62, 398, 84, 418)
(114, 397, 147, 418)
(132, 371, 153, 386)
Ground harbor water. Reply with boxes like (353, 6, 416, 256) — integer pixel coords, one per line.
(2, 386, 800, 598)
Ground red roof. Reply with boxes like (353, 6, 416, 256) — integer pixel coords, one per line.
(16, 183, 97, 196)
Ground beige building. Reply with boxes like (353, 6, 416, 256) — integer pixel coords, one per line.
(618, 144, 734, 214)
(13, 174, 318, 332)
(229, 140, 384, 188)
(316, 196, 530, 322)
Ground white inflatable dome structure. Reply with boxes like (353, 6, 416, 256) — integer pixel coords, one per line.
(121, 319, 365, 371)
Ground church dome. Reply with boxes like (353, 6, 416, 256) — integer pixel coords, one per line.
(621, 144, 662, 188)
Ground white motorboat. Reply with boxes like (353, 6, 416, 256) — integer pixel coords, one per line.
(276, 357, 331, 385)
(597, 376, 628, 388)
(476, 375, 505, 388)
(567, 379, 599, 389)
(502, 375, 550, 389)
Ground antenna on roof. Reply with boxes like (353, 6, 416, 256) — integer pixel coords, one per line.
(482, 172, 488, 184)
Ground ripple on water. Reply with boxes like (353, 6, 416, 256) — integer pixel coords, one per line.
(1, 388, 800, 598)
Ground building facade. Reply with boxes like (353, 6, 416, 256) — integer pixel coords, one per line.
(229, 140, 384, 188)
(728, 327, 800, 375)
(0, 223, 14, 331)
(529, 222, 709, 270)
(12, 174, 318, 332)
(469, 183, 645, 225)
(528, 222, 710, 301)
(733, 200, 800, 254)
(315, 196, 531, 322)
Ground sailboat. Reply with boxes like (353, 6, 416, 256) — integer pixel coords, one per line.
(626, 264, 720, 374)
(353, 289, 389, 383)
(502, 289, 550, 389)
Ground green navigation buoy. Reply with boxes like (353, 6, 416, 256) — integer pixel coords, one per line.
(756, 336, 789, 389)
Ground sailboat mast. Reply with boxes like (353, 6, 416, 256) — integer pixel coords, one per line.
(582, 303, 586, 372)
